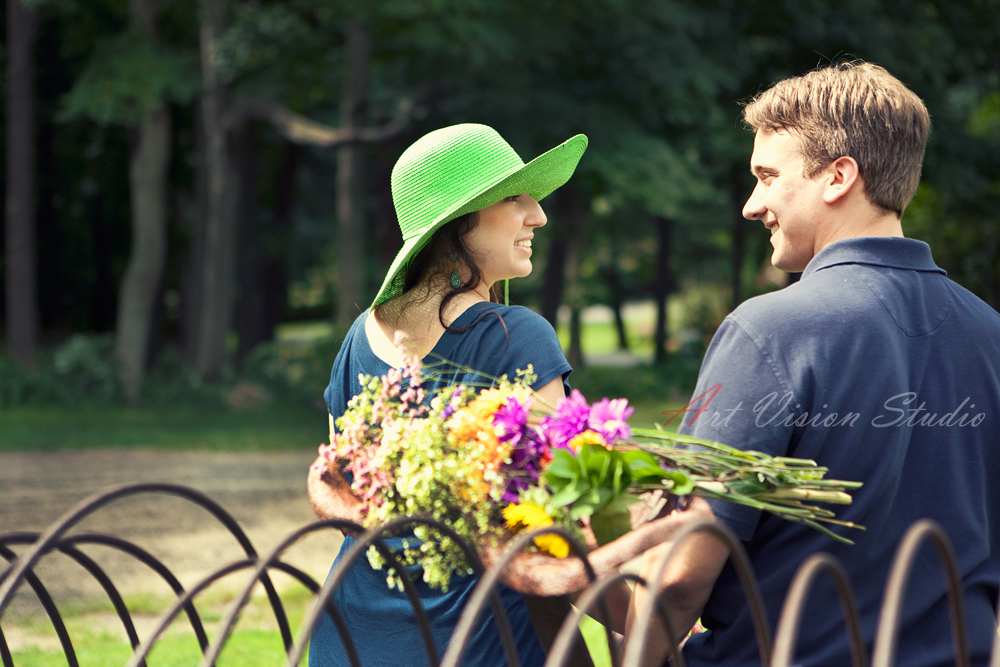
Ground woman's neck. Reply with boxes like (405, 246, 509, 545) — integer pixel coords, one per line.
(367, 277, 490, 364)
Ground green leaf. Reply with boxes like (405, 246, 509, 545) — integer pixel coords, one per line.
(549, 479, 590, 508)
(60, 31, 199, 126)
(544, 449, 578, 480)
(664, 471, 695, 496)
(590, 503, 633, 546)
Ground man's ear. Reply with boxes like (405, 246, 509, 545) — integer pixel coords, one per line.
(822, 156, 860, 204)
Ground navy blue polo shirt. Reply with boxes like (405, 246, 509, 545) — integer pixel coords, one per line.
(677, 237, 1000, 667)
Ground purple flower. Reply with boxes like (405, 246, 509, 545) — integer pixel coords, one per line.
(493, 397, 530, 447)
(540, 389, 591, 451)
(587, 397, 634, 443)
(500, 426, 550, 502)
(441, 388, 463, 420)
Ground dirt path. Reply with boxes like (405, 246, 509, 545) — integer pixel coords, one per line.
(0, 449, 343, 639)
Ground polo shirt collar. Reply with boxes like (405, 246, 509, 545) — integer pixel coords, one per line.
(801, 236, 946, 280)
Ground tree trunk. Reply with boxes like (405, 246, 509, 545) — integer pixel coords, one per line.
(194, 0, 237, 380)
(114, 0, 172, 404)
(262, 144, 300, 338)
(563, 190, 587, 369)
(4, 0, 39, 365)
(181, 103, 208, 363)
(729, 176, 747, 310)
(604, 264, 629, 351)
(653, 216, 674, 366)
(540, 191, 569, 328)
(116, 105, 171, 403)
(234, 122, 265, 366)
(336, 22, 370, 325)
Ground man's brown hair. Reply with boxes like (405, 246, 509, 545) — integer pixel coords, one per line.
(742, 61, 931, 216)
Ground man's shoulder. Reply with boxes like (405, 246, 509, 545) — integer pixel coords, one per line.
(731, 266, 877, 331)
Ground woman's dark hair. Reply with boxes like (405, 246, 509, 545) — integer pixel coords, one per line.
(400, 211, 508, 338)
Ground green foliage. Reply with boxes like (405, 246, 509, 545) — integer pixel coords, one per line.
(545, 444, 670, 544)
(0, 403, 324, 452)
(59, 30, 199, 125)
(569, 355, 701, 404)
(0, 334, 119, 406)
(967, 91, 1000, 139)
(587, 131, 718, 218)
(0, 333, 340, 410)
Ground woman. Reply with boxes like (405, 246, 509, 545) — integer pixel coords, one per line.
(306, 124, 712, 666)
(307, 123, 587, 667)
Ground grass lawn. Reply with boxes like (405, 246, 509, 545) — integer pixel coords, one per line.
(8, 588, 316, 667)
(0, 401, 679, 453)
(0, 404, 327, 452)
(8, 585, 619, 667)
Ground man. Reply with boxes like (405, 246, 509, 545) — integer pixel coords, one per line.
(630, 61, 1000, 666)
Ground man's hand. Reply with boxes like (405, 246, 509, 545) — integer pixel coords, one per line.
(625, 497, 729, 667)
(481, 496, 718, 597)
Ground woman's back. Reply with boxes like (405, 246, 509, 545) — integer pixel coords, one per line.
(309, 302, 571, 667)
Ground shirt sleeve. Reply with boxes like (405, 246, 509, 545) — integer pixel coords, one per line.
(678, 316, 796, 540)
(493, 306, 573, 394)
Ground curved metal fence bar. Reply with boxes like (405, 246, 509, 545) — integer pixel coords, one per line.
(57, 533, 211, 652)
(200, 518, 363, 667)
(0, 482, 292, 651)
(288, 515, 524, 667)
(871, 519, 969, 667)
(4, 531, 206, 665)
(440, 524, 596, 667)
(0, 543, 79, 667)
(48, 543, 145, 665)
(771, 552, 867, 667)
(545, 570, 645, 667)
(123, 559, 255, 667)
(622, 518, 770, 667)
(288, 516, 450, 667)
(0, 626, 11, 667)
(3, 483, 995, 667)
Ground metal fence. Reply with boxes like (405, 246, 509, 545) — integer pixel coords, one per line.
(1, 482, 997, 667)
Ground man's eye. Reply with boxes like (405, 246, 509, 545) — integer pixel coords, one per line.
(506, 195, 520, 202)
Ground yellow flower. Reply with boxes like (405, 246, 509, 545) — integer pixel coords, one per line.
(467, 387, 509, 421)
(567, 429, 608, 452)
(504, 502, 550, 530)
(533, 533, 570, 559)
(503, 503, 569, 558)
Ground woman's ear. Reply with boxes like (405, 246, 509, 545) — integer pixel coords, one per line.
(822, 156, 861, 204)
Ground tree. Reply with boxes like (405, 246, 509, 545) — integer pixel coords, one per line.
(60, 0, 199, 400)
(115, 0, 173, 404)
(5, 0, 41, 365)
(192, 0, 235, 380)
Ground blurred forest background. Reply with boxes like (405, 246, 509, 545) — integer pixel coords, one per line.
(2, 0, 999, 417)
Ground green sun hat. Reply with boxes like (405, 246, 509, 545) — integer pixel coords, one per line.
(372, 123, 588, 310)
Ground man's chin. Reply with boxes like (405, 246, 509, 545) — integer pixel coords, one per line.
(771, 252, 808, 274)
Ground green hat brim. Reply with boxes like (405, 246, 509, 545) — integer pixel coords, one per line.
(371, 133, 588, 310)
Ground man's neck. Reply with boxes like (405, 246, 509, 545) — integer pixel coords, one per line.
(816, 198, 904, 255)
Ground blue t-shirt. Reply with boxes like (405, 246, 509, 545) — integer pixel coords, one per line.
(310, 301, 572, 667)
(677, 238, 1000, 667)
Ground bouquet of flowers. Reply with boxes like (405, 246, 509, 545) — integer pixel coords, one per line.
(314, 350, 863, 591)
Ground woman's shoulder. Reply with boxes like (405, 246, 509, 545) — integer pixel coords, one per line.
(463, 303, 557, 336)
(441, 302, 569, 386)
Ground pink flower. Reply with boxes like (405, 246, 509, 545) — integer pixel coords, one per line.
(587, 397, 634, 443)
(540, 389, 591, 451)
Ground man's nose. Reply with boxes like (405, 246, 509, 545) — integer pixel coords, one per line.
(743, 182, 765, 220)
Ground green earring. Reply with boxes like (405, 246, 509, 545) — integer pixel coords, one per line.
(449, 251, 461, 289)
